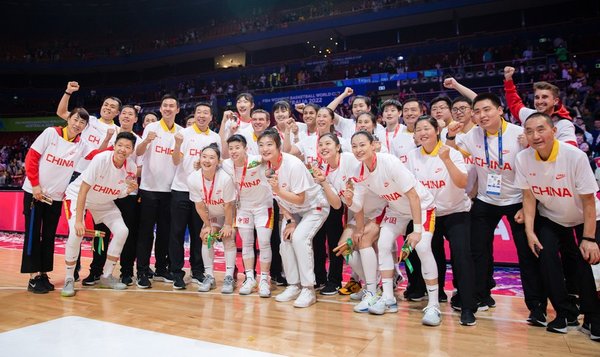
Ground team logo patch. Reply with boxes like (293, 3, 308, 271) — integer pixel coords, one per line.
(556, 174, 565, 180)
(502, 149, 510, 155)
(384, 182, 389, 187)
(215, 190, 222, 195)
(434, 168, 443, 174)
(282, 183, 287, 188)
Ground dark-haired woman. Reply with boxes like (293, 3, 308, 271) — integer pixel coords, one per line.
(21, 108, 91, 293)
(406, 116, 477, 326)
(350, 130, 441, 326)
(284, 107, 350, 294)
(222, 134, 274, 298)
(188, 144, 237, 294)
(258, 129, 329, 308)
(312, 133, 386, 311)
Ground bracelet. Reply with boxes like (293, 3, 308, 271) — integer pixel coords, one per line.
(64, 91, 72, 96)
(445, 133, 456, 140)
(581, 236, 596, 243)
(413, 225, 422, 233)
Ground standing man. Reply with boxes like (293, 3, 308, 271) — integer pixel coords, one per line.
(135, 94, 182, 288)
(446, 93, 547, 323)
(516, 113, 600, 339)
(56, 81, 120, 284)
(168, 102, 220, 290)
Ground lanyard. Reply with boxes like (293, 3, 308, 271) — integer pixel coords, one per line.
(325, 154, 340, 177)
(483, 122, 503, 169)
(236, 158, 248, 192)
(267, 154, 283, 174)
(202, 171, 217, 204)
(385, 125, 399, 150)
(352, 153, 377, 183)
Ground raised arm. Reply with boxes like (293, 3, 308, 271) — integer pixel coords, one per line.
(57, 81, 80, 120)
(443, 78, 477, 101)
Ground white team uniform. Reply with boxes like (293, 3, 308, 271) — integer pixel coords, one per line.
(238, 127, 261, 156)
(322, 152, 386, 222)
(107, 129, 142, 195)
(222, 155, 274, 229)
(515, 140, 600, 226)
(65, 151, 137, 223)
(455, 120, 525, 206)
(389, 132, 417, 163)
(355, 153, 437, 283)
(187, 168, 237, 227)
(75, 116, 119, 173)
(294, 134, 351, 166)
(23, 127, 92, 201)
(139, 119, 183, 192)
(380, 124, 406, 153)
(171, 124, 221, 192)
(269, 153, 330, 288)
(406, 142, 472, 217)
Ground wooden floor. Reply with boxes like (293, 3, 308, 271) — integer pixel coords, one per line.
(1, 248, 599, 356)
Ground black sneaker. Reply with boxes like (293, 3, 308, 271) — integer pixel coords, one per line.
(567, 312, 580, 327)
(314, 282, 326, 291)
(120, 275, 134, 286)
(148, 268, 155, 279)
(136, 274, 152, 289)
(273, 275, 287, 286)
(547, 316, 568, 334)
(460, 309, 477, 326)
(173, 275, 186, 290)
(153, 270, 174, 283)
(439, 291, 448, 303)
(191, 274, 205, 285)
(27, 276, 49, 294)
(82, 273, 101, 286)
(484, 296, 496, 308)
(320, 282, 340, 296)
(450, 294, 462, 311)
(405, 290, 427, 302)
(581, 320, 600, 342)
(40, 274, 55, 291)
(527, 308, 548, 327)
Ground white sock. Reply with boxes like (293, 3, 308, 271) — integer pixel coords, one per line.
(203, 246, 214, 276)
(359, 247, 378, 294)
(245, 269, 254, 280)
(426, 284, 439, 307)
(225, 249, 236, 277)
(382, 278, 394, 300)
(65, 265, 75, 280)
(102, 260, 117, 278)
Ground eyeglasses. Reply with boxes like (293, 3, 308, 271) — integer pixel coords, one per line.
(451, 106, 470, 113)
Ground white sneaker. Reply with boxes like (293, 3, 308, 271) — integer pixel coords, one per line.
(368, 296, 398, 315)
(293, 287, 316, 308)
(275, 285, 302, 302)
(258, 278, 271, 298)
(422, 305, 442, 326)
(354, 290, 378, 313)
(350, 289, 366, 301)
(239, 277, 257, 295)
(221, 275, 235, 294)
(98, 275, 127, 290)
(61, 278, 75, 297)
(198, 274, 216, 292)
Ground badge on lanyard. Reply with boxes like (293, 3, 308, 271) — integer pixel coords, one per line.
(486, 173, 502, 195)
(484, 122, 504, 196)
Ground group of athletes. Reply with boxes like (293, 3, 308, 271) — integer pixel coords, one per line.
(18, 66, 600, 340)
